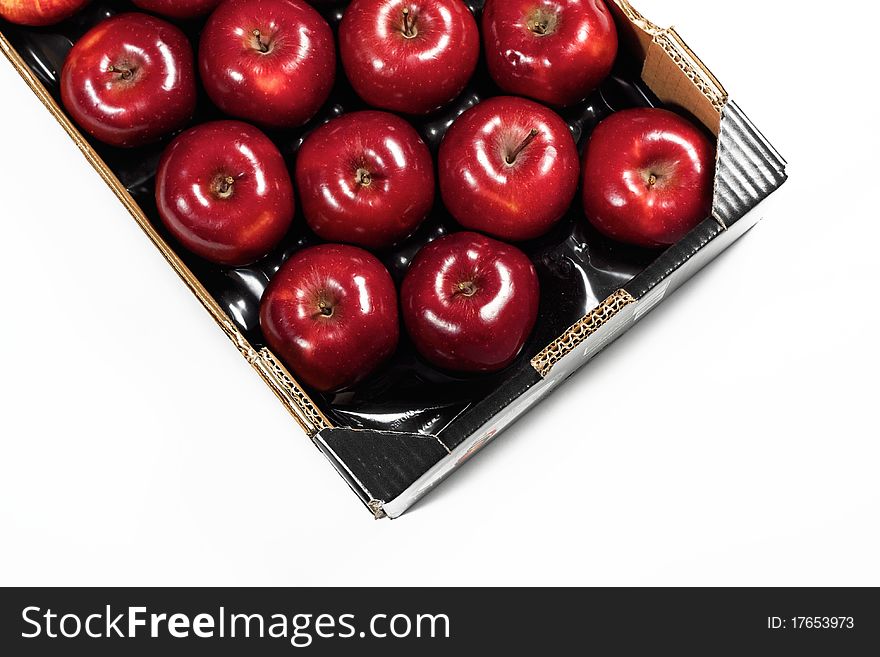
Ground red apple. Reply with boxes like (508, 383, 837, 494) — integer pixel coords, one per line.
(260, 244, 400, 392)
(131, 0, 221, 20)
(0, 0, 90, 26)
(339, 0, 480, 115)
(155, 120, 294, 266)
(482, 0, 618, 108)
(60, 13, 196, 148)
(199, 0, 336, 129)
(438, 96, 579, 241)
(582, 108, 715, 248)
(401, 231, 539, 373)
(295, 111, 435, 250)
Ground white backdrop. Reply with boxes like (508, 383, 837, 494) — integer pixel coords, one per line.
(1, 0, 877, 586)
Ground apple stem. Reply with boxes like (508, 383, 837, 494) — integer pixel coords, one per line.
(455, 281, 478, 298)
(107, 64, 134, 80)
(317, 301, 334, 318)
(215, 176, 235, 199)
(401, 7, 417, 38)
(355, 168, 373, 187)
(647, 173, 658, 188)
(252, 29, 270, 53)
(528, 9, 557, 36)
(506, 129, 540, 165)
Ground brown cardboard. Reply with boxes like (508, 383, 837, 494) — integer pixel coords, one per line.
(610, 1, 727, 135)
(0, 1, 785, 517)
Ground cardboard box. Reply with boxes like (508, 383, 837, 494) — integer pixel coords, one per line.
(0, 0, 787, 518)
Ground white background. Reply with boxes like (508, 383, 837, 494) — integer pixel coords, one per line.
(1, 0, 878, 586)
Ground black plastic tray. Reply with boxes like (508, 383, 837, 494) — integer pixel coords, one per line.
(1, 0, 711, 445)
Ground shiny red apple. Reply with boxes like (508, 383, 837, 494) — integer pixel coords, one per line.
(339, 0, 480, 115)
(155, 120, 294, 266)
(60, 13, 196, 148)
(199, 0, 336, 129)
(401, 232, 539, 373)
(439, 96, 579, 241)
(0, 0, 89, 25)
(482, 0, 618, 107)
(296, 111, 435, 250)
(582, 108, 715, 248)
(131, 0, 221, 19)
(260, 244, 400, 392)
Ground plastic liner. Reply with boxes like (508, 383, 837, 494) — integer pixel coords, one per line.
(1, 0, 714, 442)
